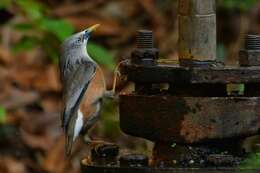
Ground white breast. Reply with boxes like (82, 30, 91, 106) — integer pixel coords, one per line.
(73, 109, 84, 141)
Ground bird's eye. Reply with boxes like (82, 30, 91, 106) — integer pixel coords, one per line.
(76, 37, 81, 43)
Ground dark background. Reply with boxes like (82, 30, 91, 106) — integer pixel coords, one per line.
(0, 0, 259, 173)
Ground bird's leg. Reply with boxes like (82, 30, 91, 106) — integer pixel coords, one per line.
(103, 59, 128, 99)
(83, 134, 92, 144)
(83, 134, 107, 149)
(103, 70, 120, 99)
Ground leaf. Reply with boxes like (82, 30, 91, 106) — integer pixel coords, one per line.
(87, 42, 115, 70)
(12, 36, 39, 53)
(16, 0, 44, 19)
(39, 18, 75, 41)
(41, 33, 60, 64)
(218, 0, 258, 11)
(13, 23, 34, 31)
(0, 0, 12, 9)
(240, 153, 260, 169)
(0, 106, 6, 123)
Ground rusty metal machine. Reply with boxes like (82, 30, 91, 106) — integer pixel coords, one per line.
(81, 0, 260, 172)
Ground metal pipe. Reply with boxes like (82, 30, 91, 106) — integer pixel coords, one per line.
(178, 0, 216, 64)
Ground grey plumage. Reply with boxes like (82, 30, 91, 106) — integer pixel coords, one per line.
(60, 31, 96, 130)
(59, 26, 102, 155)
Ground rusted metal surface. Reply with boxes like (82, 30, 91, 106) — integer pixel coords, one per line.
(119, 94, 260, 144)
(206, 154, 237, 167)
(120, 154, 149, 167)
(121, 63, 260, 84)
(178, 0, 216, 62)
(239, 50, 260, 66)
(151, 142, 245, 169)
(91, 143, 119, 166)
(81, 164, 259, 173)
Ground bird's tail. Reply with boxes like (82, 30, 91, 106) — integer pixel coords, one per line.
(65, 134, 74, 156)
(64, 110, 78, 156)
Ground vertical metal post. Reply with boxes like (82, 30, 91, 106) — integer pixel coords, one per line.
(178, 0, 216, 64)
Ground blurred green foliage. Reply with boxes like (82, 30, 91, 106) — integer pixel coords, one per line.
(0, 106, 6, 123)
(240, 153, 260, 169)
(1, 0, 115, 68)
(218, 0, 258, 11)
(99, 99, 120, 139)
(88, 42, 115, 70)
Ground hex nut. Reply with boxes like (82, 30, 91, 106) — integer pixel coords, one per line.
(91, 143, 119, 159)
(239, 50, 260, 66)
(119, 154, 149, 167)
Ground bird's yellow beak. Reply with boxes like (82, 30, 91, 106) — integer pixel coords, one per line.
(87, 24, 100, 33)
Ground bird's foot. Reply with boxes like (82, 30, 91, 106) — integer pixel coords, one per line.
(115, 69, 121, 78)
(83, 134, 107, 146)
(83, 134, 92, 144)
(103, 90, 116, 99)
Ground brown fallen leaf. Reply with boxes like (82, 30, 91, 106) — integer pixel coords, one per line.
(65, 16, 123, 36)
(0, 87, 39, 110)
(33, 65, 61, 93)
(52, 0, 105, 17)
(43, 136, 70, 173)
(0, 46, 12, 66)
(8, 66, 38, 89)
(0, 157, 26, 173)
(41, 95, 61, 113)
(20, 129, 53, 151)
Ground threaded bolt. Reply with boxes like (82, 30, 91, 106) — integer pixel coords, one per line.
(137, 30, 153, 49)
(120, 154, 149, 167)
(245, 34, 260, 50)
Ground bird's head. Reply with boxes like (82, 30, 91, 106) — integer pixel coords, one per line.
(62, 24, 100, 49)
(82, 24, 100, 41)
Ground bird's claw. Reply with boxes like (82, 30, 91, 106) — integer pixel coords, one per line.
(115, 70, 121, 77)
(103, 90, 115, 99)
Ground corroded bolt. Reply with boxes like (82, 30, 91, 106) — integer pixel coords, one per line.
(119, 154, 149, 167)
(137, 30, 153, 49)
(239, 34, 260, 66)
(91, 143, 119, 166)
(91, 143, 119, 158)
(245, 34, 260, 50)
(131, 30, 158, 66)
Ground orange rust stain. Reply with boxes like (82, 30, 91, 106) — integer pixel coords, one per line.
(180, 115, 215, 143)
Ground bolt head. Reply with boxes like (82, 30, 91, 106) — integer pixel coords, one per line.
(119, 154, 149, 167)
(91, 143, 119, 159)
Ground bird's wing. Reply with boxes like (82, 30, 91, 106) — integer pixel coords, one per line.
(60, 55, 96, 129)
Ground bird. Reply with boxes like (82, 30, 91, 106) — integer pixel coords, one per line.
(59, 24, 116, 155)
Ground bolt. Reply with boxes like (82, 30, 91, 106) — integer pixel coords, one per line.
(131, 30, 158, 66)
(119, 154, 149, 167)
(245, 34, 260, 50)
(137, 30, 153, 49)
(91, 143, 119, 158)
(91, 143, 119, 166)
